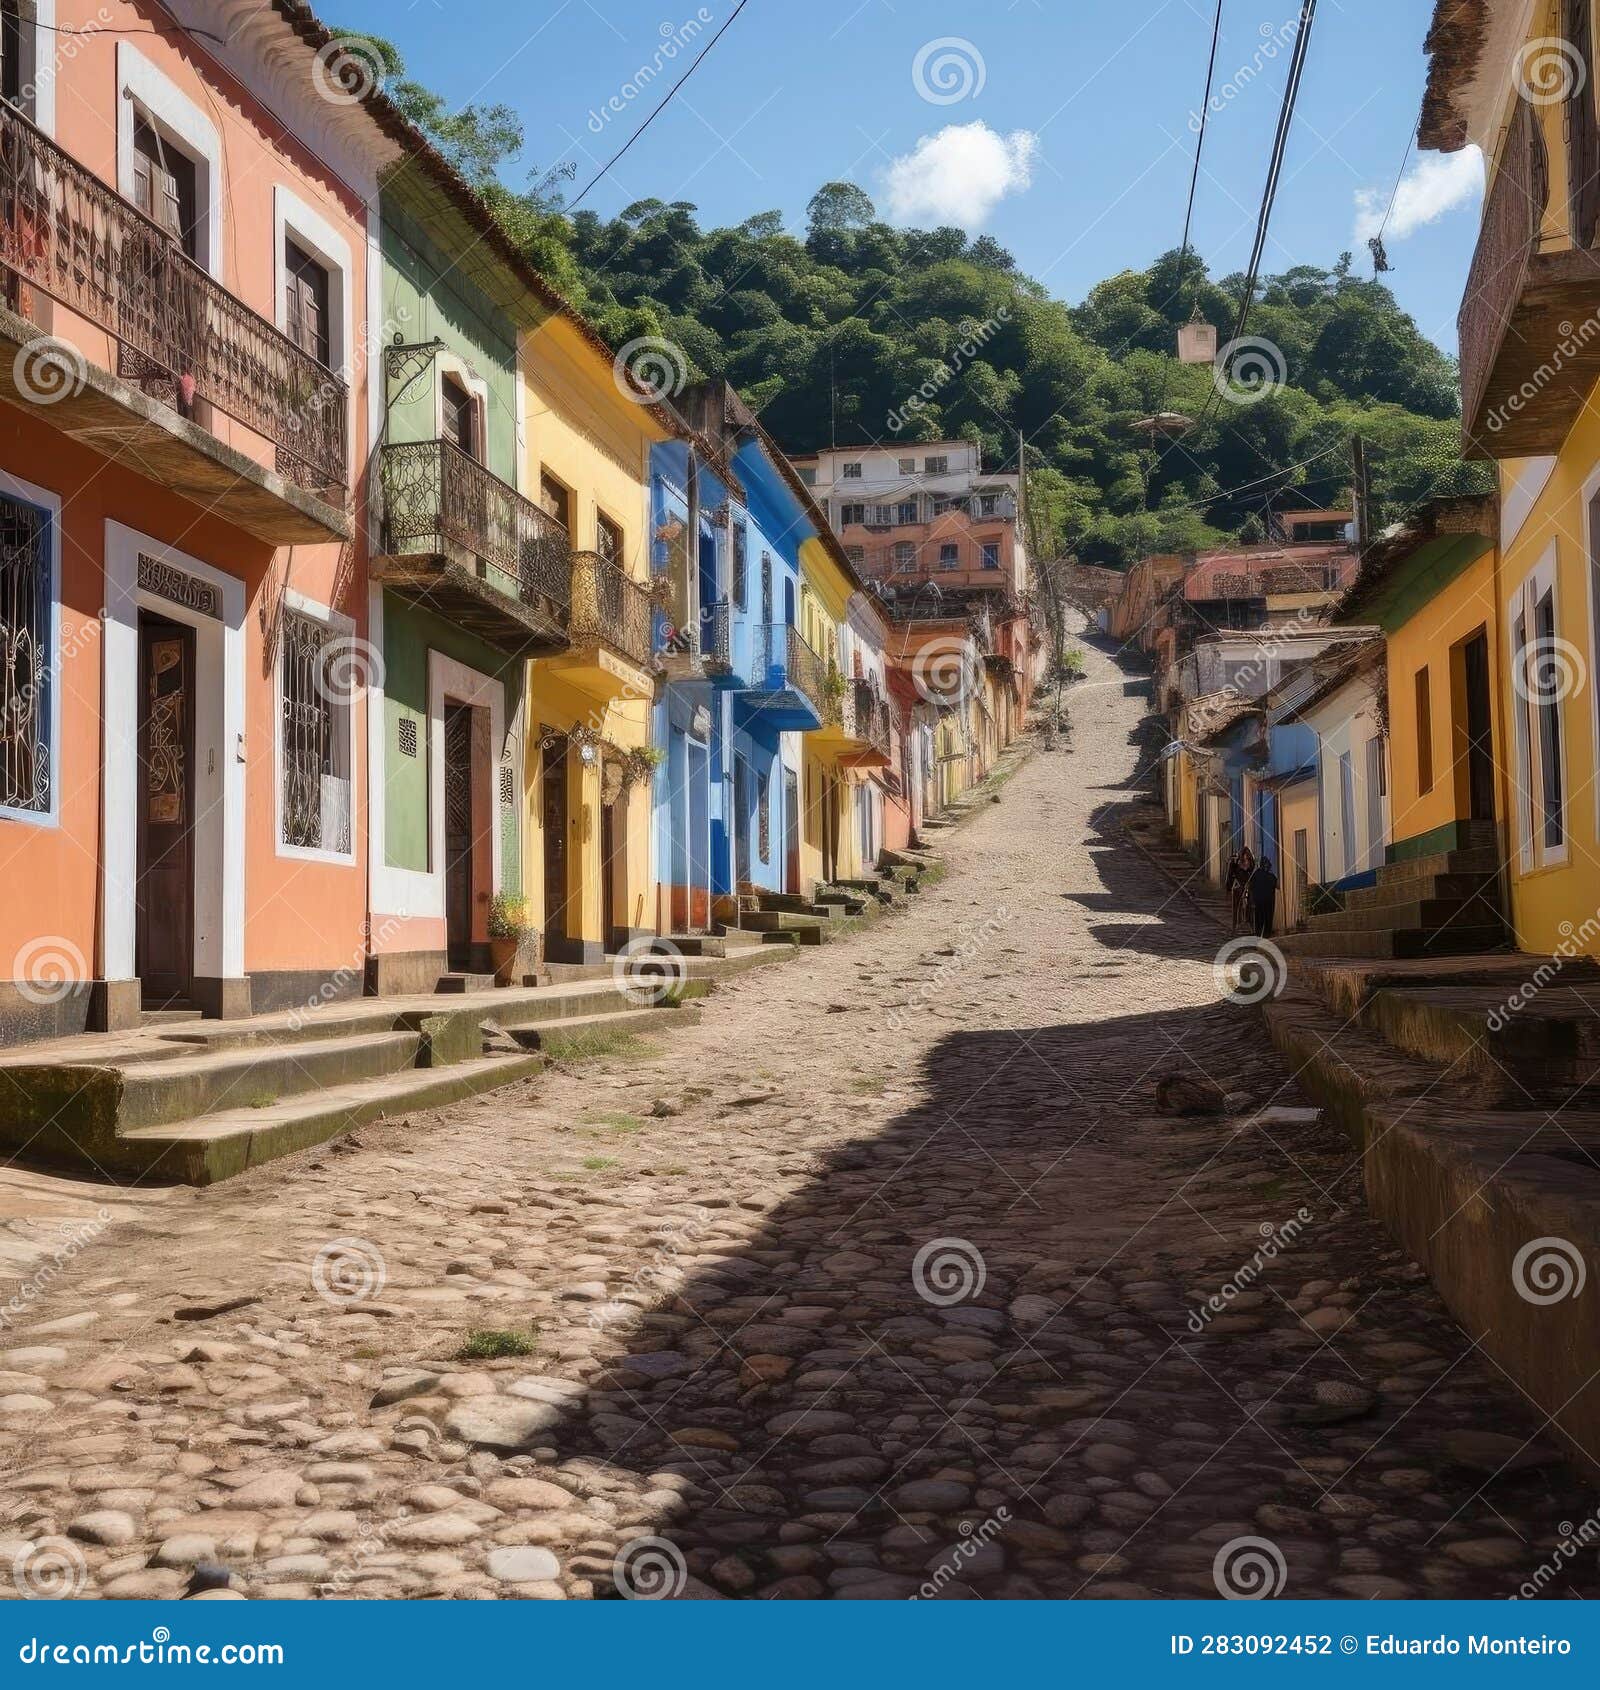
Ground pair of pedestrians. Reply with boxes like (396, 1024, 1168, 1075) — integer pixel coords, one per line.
(1224, 846, 1279, 940)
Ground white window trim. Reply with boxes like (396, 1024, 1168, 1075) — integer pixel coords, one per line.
(1507, 542, 1570, 873)
(8, 1, 56, 136)
(273, 588, 357, 867)
(1581, 455, 1600, 845)
(101, 521, 246, 985)
(273, 185, 353, 380)
(0, 468, 60, 830)
(115, 42, 223, 279)
(435, 353, 490, 457)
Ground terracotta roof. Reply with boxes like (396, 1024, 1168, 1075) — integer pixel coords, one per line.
(1277, 640, 1386, 724)
(1419, 0, 1490, 152)
(1332, 493, 1497, 623)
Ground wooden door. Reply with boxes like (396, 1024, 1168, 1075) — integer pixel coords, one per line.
(734, 755, 752, 886)
(784, 767, 801, 893)
(601, 794, 620, 950)
(1463, 631, 1496, 823)
(542, 738, 569, 951)
(444, 704, 476, 969)
(136, 615, 196, 1007)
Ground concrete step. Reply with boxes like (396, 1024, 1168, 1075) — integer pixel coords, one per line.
(1342, 872, 1500, 913)
(741, 910, 832, 933)
(1277, 926, 1510, 960)
(762, 926, 820, 946)
(436, 972, 499, 994)
(1305, 895, 1506, 936)
(753, 893, 819, 916)
(119, 1052, 548, 1185)
(109, 1029, 426, 1132)
(1261, 987, 1462, 1147)
(141, 1008, 203, 1028)
(511, 1002, 704, 1059)
(654, 935, 725, 959)
(1374, 847, 1500, 891)
(1364, 984, 1600, 1106)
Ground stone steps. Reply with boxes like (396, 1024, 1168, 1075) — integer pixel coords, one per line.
(1363, 983, 1600, 1105)
(0, 964, 758, 1185)
(1304, 894, 1507, 937)
(1277, 925, 1509, 960)
(118, 1052, 548, 1186)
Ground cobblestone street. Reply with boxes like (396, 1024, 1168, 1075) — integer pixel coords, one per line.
(0, 633, 1594, 1603)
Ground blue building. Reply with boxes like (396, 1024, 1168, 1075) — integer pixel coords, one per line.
(649, 383, 822, 933)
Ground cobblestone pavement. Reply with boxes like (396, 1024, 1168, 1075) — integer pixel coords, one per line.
(0, 633, 1596, 1603)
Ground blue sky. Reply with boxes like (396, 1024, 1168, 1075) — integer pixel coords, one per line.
(330, 0, 1476, 348)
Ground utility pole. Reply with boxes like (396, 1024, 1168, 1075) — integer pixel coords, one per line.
(1350, 434, 1373, 555)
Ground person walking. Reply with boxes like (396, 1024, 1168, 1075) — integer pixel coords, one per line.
(1248, 855, 1280, 940)
(1225, 846, 1255, 933)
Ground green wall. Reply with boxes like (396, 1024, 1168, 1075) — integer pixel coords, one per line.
(382, 593, 523, 893)
(379, 191, 520, 484)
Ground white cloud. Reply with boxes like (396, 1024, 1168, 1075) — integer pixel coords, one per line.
(1352, 147, 1483, 245)
(882, 121, 1039, 230)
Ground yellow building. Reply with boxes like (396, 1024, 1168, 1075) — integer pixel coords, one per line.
(1422, 3, 1600, 954)
(1334, 497, 1503, 870)
(797, 536, 891, 889)
(518, 312, 678, 962)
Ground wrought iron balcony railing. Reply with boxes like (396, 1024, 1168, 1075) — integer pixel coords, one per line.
(851, 678, 892, 756)
(569, 549, 653, 670)
(379, 439, 571, 616)
(759, 621, 827, 717)
(0, 102, 348, 495)
(702, 598, 732, 669)
(1459, 95, 1547, 444)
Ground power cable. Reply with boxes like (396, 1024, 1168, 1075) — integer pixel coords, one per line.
(569, 0, 753, 209)
(1197, 0, 1320, 431)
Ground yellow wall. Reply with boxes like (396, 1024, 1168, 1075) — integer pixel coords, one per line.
(1383, 549, 1503, 853)
(518, 315, 670, 950)
(1278, 785, 1320, 931)
(1495, 419, 1600, 954)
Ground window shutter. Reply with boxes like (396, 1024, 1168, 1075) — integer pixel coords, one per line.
(1568, 0, 1600, 246)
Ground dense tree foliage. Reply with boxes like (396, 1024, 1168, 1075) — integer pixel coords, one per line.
(353, 27, 1485, 570)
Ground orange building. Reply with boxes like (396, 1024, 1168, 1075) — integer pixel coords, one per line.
(0, 3, 386, 1041)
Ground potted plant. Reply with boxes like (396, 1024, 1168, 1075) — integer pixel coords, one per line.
(487, 893, 533, 986)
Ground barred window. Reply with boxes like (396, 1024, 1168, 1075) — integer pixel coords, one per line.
(0, 493, 50, 817)
(280, 612, 351, 854)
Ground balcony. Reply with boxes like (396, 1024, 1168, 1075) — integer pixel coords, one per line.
(816, 675, 893, 766)
(1459, 95, 1600, 458)
(736, 621, 826, 733)
(549, 549, 656, 697)
(0, 103, 349, 543)
(701, 599, 733, 675)
(374, 440, 570, 655)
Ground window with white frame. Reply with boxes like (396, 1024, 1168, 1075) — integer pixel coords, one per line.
(0, 490, 52, 819)
(842, 461, 863, 479)
(280, 610, 353, 856)
(1509, 551, 1568, 868)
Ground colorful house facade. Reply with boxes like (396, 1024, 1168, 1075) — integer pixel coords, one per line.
(0, 3, 385, 1040)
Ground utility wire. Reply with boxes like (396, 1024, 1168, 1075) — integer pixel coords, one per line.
(1198, 0, 1320, 431)
(1368, 120, 1417, 272)
(1176, 0, 1226, 317)
(1147, 0, 1226, 503)
(569, 0, 753, 209)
